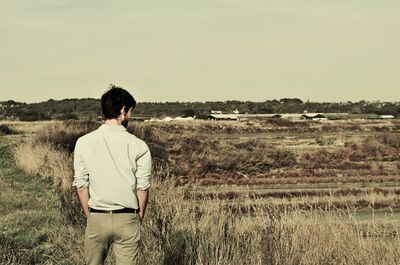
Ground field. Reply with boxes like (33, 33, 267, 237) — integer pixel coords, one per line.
(1, 118, 400, 264)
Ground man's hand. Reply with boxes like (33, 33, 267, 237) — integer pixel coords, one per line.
(77, 187, 90, 218)
(136, 189, 149, 222)
(138, 212, 144, 223)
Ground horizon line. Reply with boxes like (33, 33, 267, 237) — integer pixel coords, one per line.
(1, 98, 400, 105)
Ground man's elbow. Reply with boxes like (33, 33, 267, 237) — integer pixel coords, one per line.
(77, 187, 88, 194)
(136, 178, 151, 191)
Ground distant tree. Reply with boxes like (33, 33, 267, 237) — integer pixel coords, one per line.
(182, 109, 195, 118)
(351, 104, 362, 114)
(279, 98, 304, 105)
(3, 97, 399, 120)
(59, 113, 79, 120)
(253, 104, 273, 114)
(18, 110, 51, 121)
(375, 103, 398, 116)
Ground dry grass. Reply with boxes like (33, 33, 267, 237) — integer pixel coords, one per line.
(13, 139, 73, 190)
(0, 120, 59, 134)
(2, 119, 400, 264)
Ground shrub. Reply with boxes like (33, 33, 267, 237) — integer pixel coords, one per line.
(378, 133, 400, 149)
(34, 120, 99, 153)
(263, 118, 300, 127)
(361, 134, 399, 157)
(0, 124, 17, 135)
(59, 113, 79, 120)
(301, 148, 370, 170)
(167, 137, 297, 176)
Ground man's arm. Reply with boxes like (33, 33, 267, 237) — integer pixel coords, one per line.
(136, 189, 149, 221)
(135, 143, 152, 221)
(77, 187, 90, 218)
(72, 139, 90, 217)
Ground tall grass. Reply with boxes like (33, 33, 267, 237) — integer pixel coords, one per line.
(8, 121, 400, 264)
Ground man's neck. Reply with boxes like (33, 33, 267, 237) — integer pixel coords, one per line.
(104, 119, 121, 126)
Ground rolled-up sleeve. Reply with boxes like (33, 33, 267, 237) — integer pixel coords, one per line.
(135, 144, 152, 190)
(72, 139, 89, 188)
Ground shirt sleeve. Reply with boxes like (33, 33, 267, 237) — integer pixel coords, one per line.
(135, 143, 152, 190)
(72, 139, 90, 188)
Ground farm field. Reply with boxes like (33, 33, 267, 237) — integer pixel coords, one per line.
(1, 118, 400, 264)
(152, 119, 400, 213)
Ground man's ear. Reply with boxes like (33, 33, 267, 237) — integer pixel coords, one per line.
(120, 106, 127, 115)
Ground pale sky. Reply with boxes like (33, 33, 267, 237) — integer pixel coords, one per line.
(1, 0, 399, 103)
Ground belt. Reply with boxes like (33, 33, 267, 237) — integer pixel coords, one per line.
(89, 207, 140, 214)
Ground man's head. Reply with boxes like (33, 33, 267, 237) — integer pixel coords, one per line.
(101, 84, 136, 128)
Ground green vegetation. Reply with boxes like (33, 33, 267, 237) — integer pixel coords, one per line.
(1, 98, 400, 121)
(0, 137, 81, 264)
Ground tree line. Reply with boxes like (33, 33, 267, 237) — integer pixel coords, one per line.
(0, 98, 399, 121)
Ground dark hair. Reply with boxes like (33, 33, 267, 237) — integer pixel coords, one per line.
(101, 84, 136, 120)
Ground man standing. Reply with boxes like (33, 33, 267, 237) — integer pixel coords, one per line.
(72, 85, 152, 265)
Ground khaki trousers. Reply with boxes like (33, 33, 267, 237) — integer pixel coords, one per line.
(84, 211, 141, 265)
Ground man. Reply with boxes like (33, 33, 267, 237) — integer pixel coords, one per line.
(72, 85, 152, 265)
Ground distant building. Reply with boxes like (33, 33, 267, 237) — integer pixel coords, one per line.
(145, 116, 195, 122)
(174, 116, 195, 121)
(207, 113, 279, 121)
(280, 114, 303, 120)
(207, 112, 396, 121)
(301, 114, 327, 121)
(380, 115, 395, 119)
(208, 114, 240, 121)
(354, 114, 381, 119)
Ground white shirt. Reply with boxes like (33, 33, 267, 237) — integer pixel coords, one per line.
(72, 123, 152, 210)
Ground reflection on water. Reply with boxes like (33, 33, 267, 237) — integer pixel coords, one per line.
(343, 208, 400, 221)
(289, 208, 400, 223)
(251, 208, 400, 223)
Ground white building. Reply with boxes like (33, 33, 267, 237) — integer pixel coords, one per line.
(380, 115, 395, 119)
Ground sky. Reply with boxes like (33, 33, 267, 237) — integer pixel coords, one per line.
(1, 0, 399, 103)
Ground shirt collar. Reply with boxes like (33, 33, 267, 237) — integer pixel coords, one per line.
(99, 124, 127, 132)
